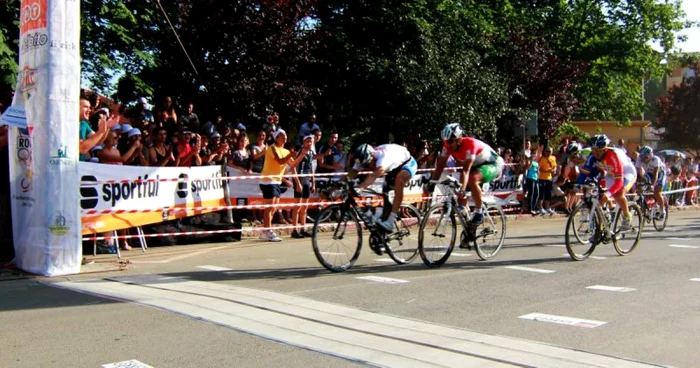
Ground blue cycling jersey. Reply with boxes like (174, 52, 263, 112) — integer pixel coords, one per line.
(576, 154, 601, 185)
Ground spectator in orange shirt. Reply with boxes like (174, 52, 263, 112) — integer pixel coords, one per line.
(537, 146, 557, 215)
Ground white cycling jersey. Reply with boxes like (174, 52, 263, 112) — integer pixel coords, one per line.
(353, 144, 411, 172)
(635, 155, 664, 174)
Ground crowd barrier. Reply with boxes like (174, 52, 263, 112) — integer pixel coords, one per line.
(80, 161, 698, 243)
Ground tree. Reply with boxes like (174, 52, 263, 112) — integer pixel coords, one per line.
(0, 0, 18, 102)
(655, 61, 700, 150)
(310, 0, 511, 143)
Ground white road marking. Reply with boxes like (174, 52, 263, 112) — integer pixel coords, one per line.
(586, 285, 636, 293)
(505, 266, 556, 274)
(318, 252, 348, 256)
(668, 244, 699, 249)
(690, 278, 700, 282)
(102, 360, 154, 368)
(356, 276, 409, 284)
(519, 313, 607, 329)
(373, 258, 395, 263)
(131, 246, 228, 264)
(665, 237, 687, 241)
(450, 252, 472, 257)
(197, 265, 233, 272)
(55, 276, 658, 368)
(589, 256, 607, 260)
(543, 244, 565, 248)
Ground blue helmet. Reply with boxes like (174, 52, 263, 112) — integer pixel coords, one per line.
(590, 134, 610, 149)
(638, 145, 653, 158)
(353, 144, 375, 166)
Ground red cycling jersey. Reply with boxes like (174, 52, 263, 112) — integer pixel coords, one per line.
(442, 137, 491, 163)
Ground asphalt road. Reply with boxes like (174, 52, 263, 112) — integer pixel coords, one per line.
(2, 210, 699, 368)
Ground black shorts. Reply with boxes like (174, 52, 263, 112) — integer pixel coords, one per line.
(259, 184, 281, 199)
(538, 179, 553, 201)
(560, 181, 576, 192)
(294, 183, 311, 199)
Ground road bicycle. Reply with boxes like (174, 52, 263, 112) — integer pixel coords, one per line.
(565, 178, 643, 261)
(635, 182, 669, 232)
(311, 181, 422, 272)
(418, 176, 506, 267)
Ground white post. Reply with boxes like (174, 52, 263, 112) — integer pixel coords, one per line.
(5, 0, 82, 276)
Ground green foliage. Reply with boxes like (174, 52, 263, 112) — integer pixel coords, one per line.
(0, 0, 18, 97)
(655, 61, 700, 149)
(553, 122, 590, 144)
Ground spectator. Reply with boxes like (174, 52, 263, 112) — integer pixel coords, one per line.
(297, 113, 320, 145)
(312, 129, 323, 154)
(208, 132, 229, 166)
(523, 139, 532, 158)
(616, 139, 627, 153)
(291, 135, 316, 238)
(134, 97, 155, 125)
(250, 130, 267, 174)
(229, 134, 252, 173)
(97, 130, 140, 165)
(258, 129, 310, 242)
(263, 113, 280, 145)
(125, 129, 149, 166)
(79, 98, 114, 160)
(316, 132, 341, 173)
(174, 130, 202, 167)
(180, 102, 200, 132)
(148, 127, 174, 166)
(332, 139, 348, 179)
(537, 146, 557, 214)
(523, 155, 539, 215)
(157, 96, 178, 130)
(416, 140, 433, 169)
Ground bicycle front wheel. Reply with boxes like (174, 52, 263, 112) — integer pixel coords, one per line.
(384, 204, 422, 264)
(312, 204, 362, 272)
(474, 204, 506, 260)
(418, 203, 457, 267)
(652, 202, 669, 232)
(565, 204, 599, 261)
(612, 203, 643, 256)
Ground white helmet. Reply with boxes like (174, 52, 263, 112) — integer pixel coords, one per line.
(353, 144, 375, 166)
(441, 123, 464, 140)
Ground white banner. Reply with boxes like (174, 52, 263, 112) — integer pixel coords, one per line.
(8, 0, 81, 276)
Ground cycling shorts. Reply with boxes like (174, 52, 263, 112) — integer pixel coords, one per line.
(604, 172, 636, 195)
(472, 156, 504, 183)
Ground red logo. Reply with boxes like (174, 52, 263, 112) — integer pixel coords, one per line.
(20, 0, 47, 34)
(18, 65, 37, 93)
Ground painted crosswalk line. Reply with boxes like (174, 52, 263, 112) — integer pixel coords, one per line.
(505, 266, 556, 274)
(519, 313, 607, 329)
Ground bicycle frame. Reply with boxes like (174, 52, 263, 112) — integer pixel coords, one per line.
(580, 179, 619, 244)
(432, 178, 498, 241)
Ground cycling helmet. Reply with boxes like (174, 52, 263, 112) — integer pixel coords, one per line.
(353, 144, 375, 166)
(566, 142, 583, 155)
(638, 145, 653, 158)
(441, 123, 464, 140)
(590, 134, 610, 149)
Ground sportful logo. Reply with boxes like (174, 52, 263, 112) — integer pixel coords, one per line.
(80, 175, 161, 209)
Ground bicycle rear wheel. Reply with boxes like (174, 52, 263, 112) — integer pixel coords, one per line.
(652, 202, 669, 231)
(565, 204, 599, 261)
(384, 204, 422, 264)
(418, 203, 457, 267)
(474, 204, 506, 260)
(312, 204, 362, 272)
(612, 203, 643, 256)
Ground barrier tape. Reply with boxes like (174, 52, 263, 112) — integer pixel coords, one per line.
(79, 163, 514, 185)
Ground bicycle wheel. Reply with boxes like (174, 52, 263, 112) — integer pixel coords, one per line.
(384, 204, 422, 264)
(474, 204, 506, 260)
(418, 203, 457, 267)
(569, 202, 593, 244)
(612, 203, 643, 256)
(565, 205, 599, 261)
(312, 204, 362, 272)
(652, 202, 669, 232)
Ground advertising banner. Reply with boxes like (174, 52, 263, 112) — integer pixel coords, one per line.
(80, 163, 429, 234)
(7, 0, 82, 276)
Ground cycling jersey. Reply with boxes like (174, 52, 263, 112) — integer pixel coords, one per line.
(353, 144, 417, 178)
(577, 147, 635, 195)
(441, 137, 499, 166)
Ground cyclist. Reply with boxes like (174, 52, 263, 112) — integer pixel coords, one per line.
(635, 145, 667, 218)
(347, 143, 417, 232)
(427, 123, 504, 226)
(577, 134, 637, 231)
